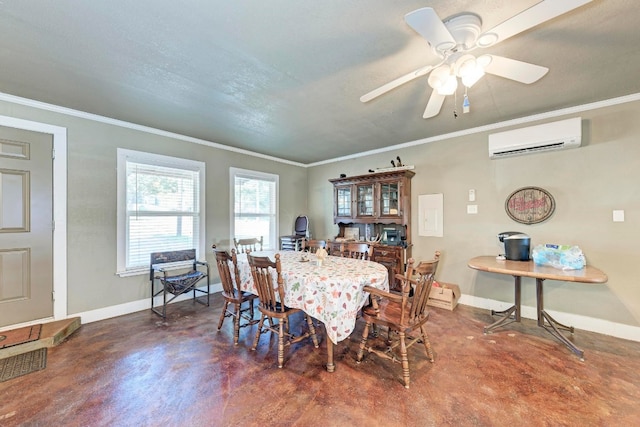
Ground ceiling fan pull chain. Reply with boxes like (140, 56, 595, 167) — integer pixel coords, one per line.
(453, 91, 458, 118)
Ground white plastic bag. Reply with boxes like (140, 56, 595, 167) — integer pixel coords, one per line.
(532, 244, 586, 270)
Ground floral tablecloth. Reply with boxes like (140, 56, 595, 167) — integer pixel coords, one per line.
(234, 250, 388, 344)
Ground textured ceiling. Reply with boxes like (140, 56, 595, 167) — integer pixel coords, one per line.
(1, 1, 638, 164)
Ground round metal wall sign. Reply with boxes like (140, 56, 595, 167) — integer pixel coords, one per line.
(505, 186, 555, 224)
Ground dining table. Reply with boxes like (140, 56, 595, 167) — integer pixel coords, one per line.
(233, 250, 389, 372)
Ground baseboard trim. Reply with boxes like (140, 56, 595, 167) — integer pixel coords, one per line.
(459, 295, 640, 343)
(69, 287, 639, 343)
(76, 283, 222, 324)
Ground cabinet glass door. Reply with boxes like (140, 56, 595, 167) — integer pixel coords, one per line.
(380, 182, 400, 216)
(336, 186, 352, 218)
(357, 184, 375, 217)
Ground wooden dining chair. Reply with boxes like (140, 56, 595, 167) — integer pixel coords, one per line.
(214, 248, 259, 345)
(303, 239, 326, 254)
(327, 240, 345, 257)
(247, 253, 319, 368)
(233, 236, 263, 253)
(345, 242, 371, 260)
(356, 251, 440, 388)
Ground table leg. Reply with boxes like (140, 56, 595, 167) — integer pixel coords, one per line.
(484, 275, 521, 334)
(326, 339, 335, 373)
(536, 278, 584, 359)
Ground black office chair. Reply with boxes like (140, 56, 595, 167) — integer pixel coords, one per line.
(280, 215, 309, 251)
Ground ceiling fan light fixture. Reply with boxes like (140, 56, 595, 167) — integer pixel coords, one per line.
(461, 69, 485, 88)
(455, 54, 476, 77)
(428, 64, 452, 90)
(437, 74, 458, 95)
(455, 54, 486, 88)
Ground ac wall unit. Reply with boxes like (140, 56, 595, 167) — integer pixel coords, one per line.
(488, 117, 582, 159)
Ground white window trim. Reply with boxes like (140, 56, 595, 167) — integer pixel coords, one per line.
(229, 167, 279, 250)
(116, 148, 206, 277)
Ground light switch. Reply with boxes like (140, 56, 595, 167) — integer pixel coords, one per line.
(467, 204, 478, 214)
(468, 189, 476, 202)
(613, 210, 625, 222)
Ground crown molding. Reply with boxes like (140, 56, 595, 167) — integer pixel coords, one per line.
(2, 91, 640, 168)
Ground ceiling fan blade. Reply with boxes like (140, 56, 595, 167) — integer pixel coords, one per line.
(483, 55, 548, 84)
(405, 7, 456, 52)
(360, 65, 434, 103)
(423, 91, 446, 119)
(478, 0, 593, 47)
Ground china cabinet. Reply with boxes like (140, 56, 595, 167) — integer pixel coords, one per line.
(329, 169, 414, 291)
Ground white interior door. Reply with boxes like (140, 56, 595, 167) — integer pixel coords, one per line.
(0, 125, 53, 327)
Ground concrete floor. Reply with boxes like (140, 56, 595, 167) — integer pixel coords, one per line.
(1, 293, 639, 426)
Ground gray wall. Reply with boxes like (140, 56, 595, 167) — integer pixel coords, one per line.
(0, 99, 308, 314)
(2, 96, 639, 330)
(308, 100, 640, 328)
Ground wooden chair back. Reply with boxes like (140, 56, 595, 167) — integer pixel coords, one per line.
(401, 251, 440, 325)
(303, 239, 326, 253)
(327, 241, 344, 257)
(214, 249, 241, 296)
(247, 253, 285, 313)
(234, 236, 263, 253)
(345, 242, 371, 260)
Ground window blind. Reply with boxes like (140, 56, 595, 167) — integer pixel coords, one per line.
(126, 161, 200, 269)
(232, 169, 278, 250)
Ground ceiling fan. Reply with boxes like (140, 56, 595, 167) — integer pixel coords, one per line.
(360, 0, 593, 119)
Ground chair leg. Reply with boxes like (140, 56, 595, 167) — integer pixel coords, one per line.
(249, 298, 255, 319)
(252, 315, 266, 351)
(305, 315, 319, 348)
(217, 301, 229, 330)
(356, 322, 371, 362)
(233, 303, 242, 346)
(399, 332, 410, 389)
(278, 320, 285, 368)
(420, 324, 435, 362)
(244, 300, 259, 325)
(162, 289, 167, 319)
(150, 282, 155, 315)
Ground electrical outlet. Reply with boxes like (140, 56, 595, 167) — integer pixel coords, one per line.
(467, 204, 478, 214)
(613, 210, 625, 222)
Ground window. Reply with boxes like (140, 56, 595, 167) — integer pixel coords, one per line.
(230, 168, 278, 250)
(117, 149, 205, 276)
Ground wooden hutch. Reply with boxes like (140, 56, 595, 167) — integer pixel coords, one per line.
(329, 168, 414, 291)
